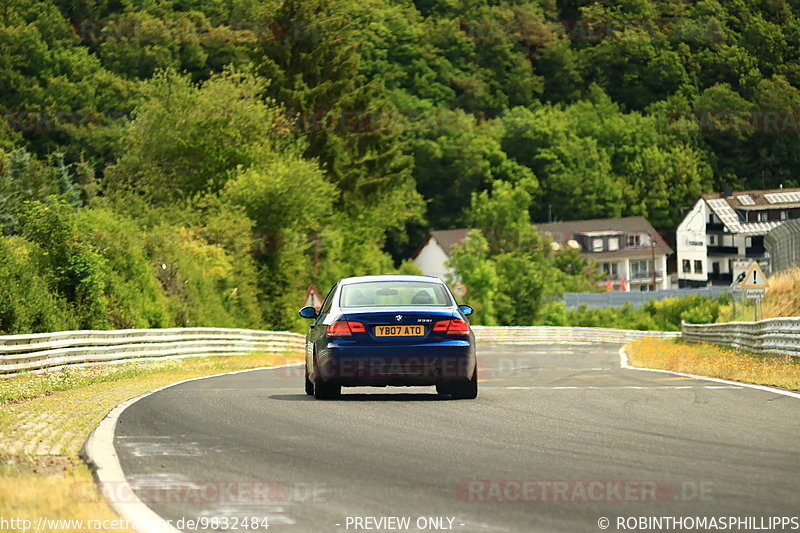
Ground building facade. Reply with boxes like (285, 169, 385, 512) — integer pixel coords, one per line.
(413, 217, 672, 291)
(676, 188, 800, 287)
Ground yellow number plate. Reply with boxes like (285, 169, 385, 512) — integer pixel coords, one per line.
(375, 325, 425, 337)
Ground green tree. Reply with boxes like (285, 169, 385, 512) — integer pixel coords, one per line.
(105, 69, 286, 204)
(251, 0, 423, 237)
(446, 231, 500, 325)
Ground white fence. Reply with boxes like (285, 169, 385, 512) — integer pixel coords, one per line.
(0, 328, 305, 374)
(4, 320, 793, 375)
(682, 318, 800, 357)
(473, 326, 680, 344)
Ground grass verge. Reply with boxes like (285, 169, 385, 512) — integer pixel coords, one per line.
(626, 338, 800, 391)
(0, 352, 303, 532)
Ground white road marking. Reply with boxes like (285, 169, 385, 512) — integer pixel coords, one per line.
(501, 385, 743, 390)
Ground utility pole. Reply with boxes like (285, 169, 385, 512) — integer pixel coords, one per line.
(649, 232, 657, 291)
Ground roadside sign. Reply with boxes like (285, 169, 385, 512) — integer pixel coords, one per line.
(738, 262, 768, 289)
(303, 285, 323, 310)
(452, 283, 467, 299)
(732, 260, 751, 288)
(744, 288, 766, 300)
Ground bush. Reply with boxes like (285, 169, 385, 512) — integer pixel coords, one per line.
(18, 199, 111, 329)
(549, 294, 730, 331)
(73, 207, 172, 328)
(0, 236, 72, 333)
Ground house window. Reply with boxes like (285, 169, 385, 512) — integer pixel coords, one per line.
(592, 238, 603, 252)
(630, 260, 650, 278)
(694, 260, 703, 273)
(745, 237, 752, 247)
(682, 260, 691, 273)
(608, 237, 619, 251)
(601, 263, 618, 277)
(709, 235, 716, 245)
(627, 234, 640, 247)
(781, 210, 788, 220)
(758, 211, 768, 222)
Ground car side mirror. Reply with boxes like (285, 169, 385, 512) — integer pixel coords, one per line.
(458, 305, 473, 316)
(299, 306, 318, 319)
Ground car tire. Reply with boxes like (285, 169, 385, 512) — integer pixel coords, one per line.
(435, 383, 451, 396)
(451, 369, 478, 400)
(313, 363, 341, 400)
(304, 366, 314, 396)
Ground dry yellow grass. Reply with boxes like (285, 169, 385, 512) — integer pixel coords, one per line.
(0, 463, 137, 532)
(627, 338, 800, 390)
(760, 266, 800, 319)
(0, 352, 303, 532)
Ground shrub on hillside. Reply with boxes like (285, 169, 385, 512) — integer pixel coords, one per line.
(0, 236, 72, 333)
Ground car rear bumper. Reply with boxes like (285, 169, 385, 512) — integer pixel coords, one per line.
(316, 340, 476, 386)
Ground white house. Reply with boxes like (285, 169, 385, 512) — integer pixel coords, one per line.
(676, 187, 800, 287)
(412, 229, 470, 281)
(413, 217, 673, 291)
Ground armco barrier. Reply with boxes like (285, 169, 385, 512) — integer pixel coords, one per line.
(473, 326, 680, 344)
(0, 325, 685, 375)
(0, 327, 305, 374)
(681, 317, 800, 357)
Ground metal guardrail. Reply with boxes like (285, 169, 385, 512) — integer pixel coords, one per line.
(681, 318, 800, 357)
(8, 319, 792, 375)
(0, 327, 305, 374)
(473, 326, 680, 344)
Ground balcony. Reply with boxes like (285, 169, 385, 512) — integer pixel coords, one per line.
(708, 273, 733, 284)
(630, 270, 663, 281)
(746, 246, 766, 258)
(706, 223, 726, 233)
(707, 245, 738, 256)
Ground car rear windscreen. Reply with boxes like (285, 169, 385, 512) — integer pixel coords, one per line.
(340, 281, 452, 307)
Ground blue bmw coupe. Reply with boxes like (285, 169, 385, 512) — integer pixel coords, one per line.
(299, 275, 478, 400)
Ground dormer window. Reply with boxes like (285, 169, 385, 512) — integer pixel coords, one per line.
(627, 234, 641, 247)
(592, 238, 603, 252)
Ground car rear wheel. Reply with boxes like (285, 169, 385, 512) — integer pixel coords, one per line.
(313, 363, 341, 400)
(304, 366, 314, 396)
(445, 369, 478, 400)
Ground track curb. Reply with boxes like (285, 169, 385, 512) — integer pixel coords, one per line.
(82, 362, 304, 533)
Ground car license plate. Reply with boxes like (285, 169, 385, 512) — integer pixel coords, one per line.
(375, 325, 425, 337)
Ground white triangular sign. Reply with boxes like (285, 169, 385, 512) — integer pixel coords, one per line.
(303, 285, 323, 309)
(739, 262, 768, 289)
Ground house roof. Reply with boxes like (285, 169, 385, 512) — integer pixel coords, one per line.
(701, 187, 800, 208)
(412, 229, 472, 259)
(412, 217, 672, 259)
(701, 187, 800, 235)
(535, 216, 672, 255)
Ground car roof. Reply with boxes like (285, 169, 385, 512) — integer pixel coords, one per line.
(339, 274, 444, 286)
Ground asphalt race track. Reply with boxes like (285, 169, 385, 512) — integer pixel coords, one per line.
(113, 344, 800, 533)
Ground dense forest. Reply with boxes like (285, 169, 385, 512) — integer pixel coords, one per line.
(1, 0, 799, 331)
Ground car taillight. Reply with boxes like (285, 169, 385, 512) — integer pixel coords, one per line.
(433, 319, 470, 335)
(433, 320, 450, 332)
(327, 321, 366, 336)
(447, 318, 470, 334)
